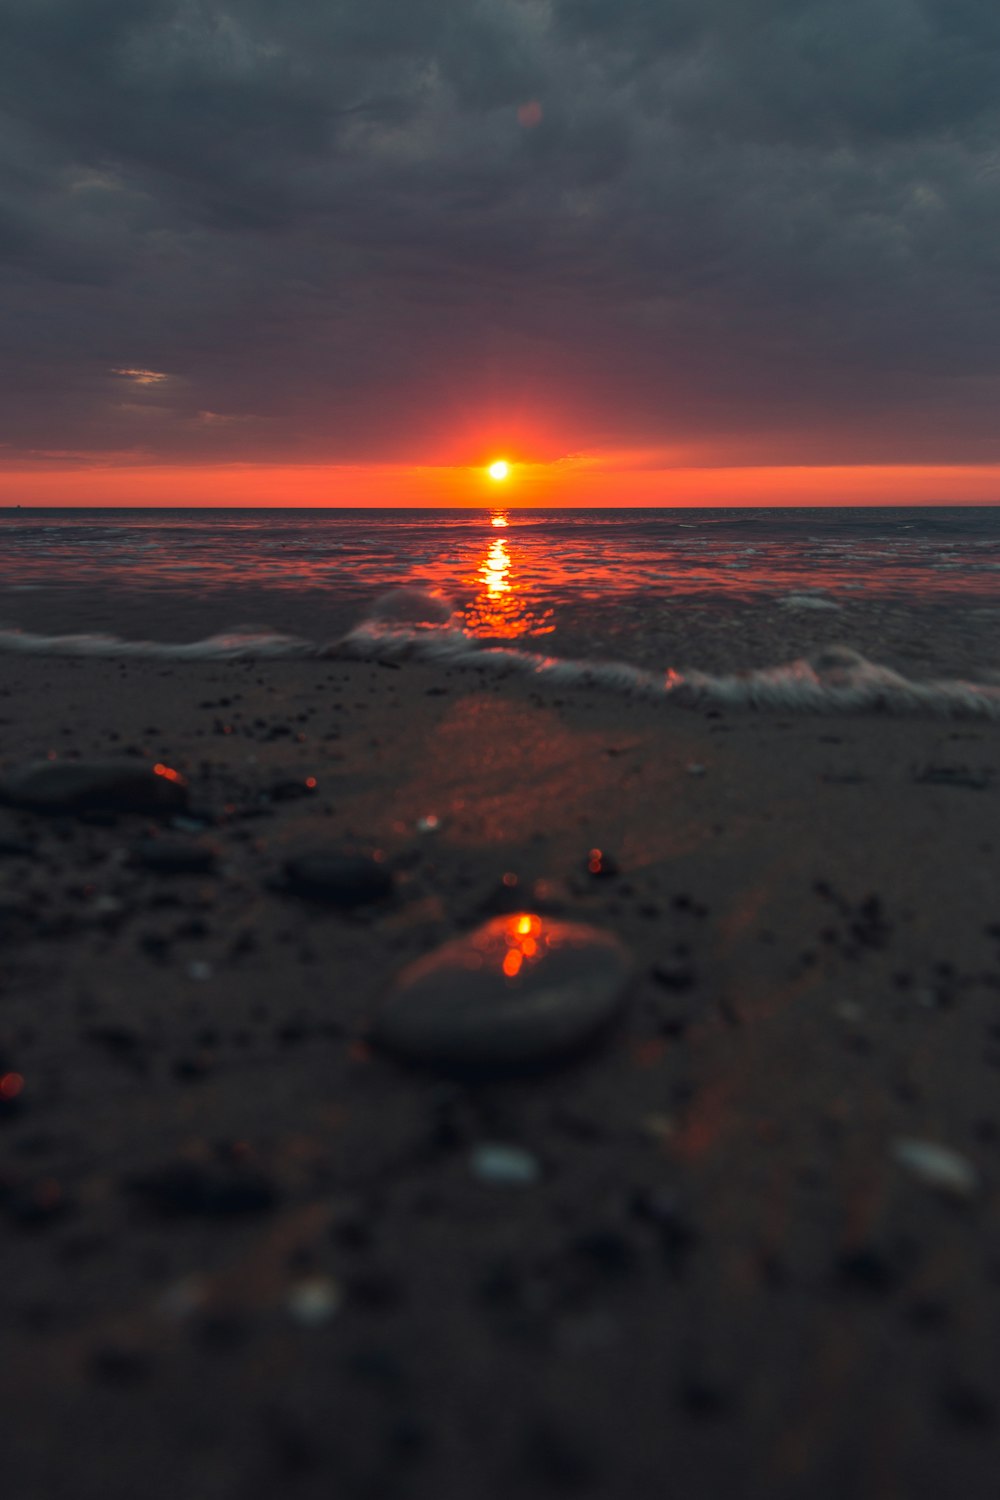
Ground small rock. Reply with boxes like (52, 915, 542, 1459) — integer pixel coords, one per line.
(584, 848, 619, 879)
(0, 760, 188, 816)
(158, 1275, 209, 1319)
(126, 1161, 278, 1217)
(282, 852, 393, 907)
(89, 1342, 152, 1384)
(0, 836, 34, 858)
(651, 962, 696, 991)
(836, 1247, 900, 1295)
(133, 837, 217, 875)
(267, 778, 318, 803)
(287, 1277, 342, 1326)
(891, 1138, 979, 1198)
(373, 914, 633, 1071)
(470, 1143, 541, 1186)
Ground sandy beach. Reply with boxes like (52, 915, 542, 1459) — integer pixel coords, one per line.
(3, 651, 1000, 1498)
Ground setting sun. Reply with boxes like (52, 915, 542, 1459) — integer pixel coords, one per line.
(488, 460, 509, 481)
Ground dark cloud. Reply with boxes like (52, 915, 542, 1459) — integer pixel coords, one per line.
(1, 0, 999, 466)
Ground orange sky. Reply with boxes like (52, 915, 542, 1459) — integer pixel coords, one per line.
(2, 459, 1000, 507)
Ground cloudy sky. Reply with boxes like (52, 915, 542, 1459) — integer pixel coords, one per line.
(3, 0, 1000, 500)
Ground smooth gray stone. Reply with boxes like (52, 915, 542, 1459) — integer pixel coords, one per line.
(374, 915, 633, 1070)
(0, 760, 188, 815)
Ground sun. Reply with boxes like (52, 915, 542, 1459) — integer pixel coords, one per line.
(488, 460, 509, 481)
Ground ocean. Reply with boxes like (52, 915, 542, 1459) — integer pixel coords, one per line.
(1, 506, 999, 711)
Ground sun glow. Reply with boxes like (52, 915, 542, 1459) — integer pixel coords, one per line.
(488, 460, 509, 481)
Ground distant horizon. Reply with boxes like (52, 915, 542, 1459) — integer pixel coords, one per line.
(3, 461, 1000, 509)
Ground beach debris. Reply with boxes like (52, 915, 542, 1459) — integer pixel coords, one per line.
(280, 851, 393, 907)
(469, 1143, 542, 1186)
(133, 835, 217, 874)
(373, 913, 633, 1071)
(0, 759, 189, 816)
(891, 1138, 979, 1198)
(685, 763, 706, 777)
(287, 1277, 342, 1326)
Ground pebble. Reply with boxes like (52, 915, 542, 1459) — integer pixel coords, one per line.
(469, 1143, 542, 1186)
(126, 1161, 278, 1217)
(0, 760, 188, 816)
(282, 851, 393, 907)
(373, 914, 633, 1070)
(891, 1138, 979, 1198)
(287, 1277, 342, 1326)
(133, 836, 217, 875)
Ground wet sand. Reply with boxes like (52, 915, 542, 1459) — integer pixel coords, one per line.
(2, 653, 1000, 1499)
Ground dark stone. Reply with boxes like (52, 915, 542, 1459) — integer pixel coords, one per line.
(6, 1179, 73, 1229)
(0, 837, 35, 858)
(281, 851, 393, 907)
(373, 915, 633, 1072)
(941, 1383, 995, 1429)
(89, 1343, 152, 1385)
(523, 1417, 597, 1489)
(125, 1161, 278, 1217)
(571, 1228, 635, 1275)
(652, 962, 696, 991)
(836, 1247, 900, 1295)
(914, 765, 993, 790)
(677, 1380, 734, 1420)
(267, 778, 317, 802)
(0, 761, 188, 816)
(133, 837, 217, 875)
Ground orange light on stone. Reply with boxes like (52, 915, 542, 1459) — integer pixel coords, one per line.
(0, 1072, 24, 1100)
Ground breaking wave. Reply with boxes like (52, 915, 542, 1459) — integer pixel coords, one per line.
(1, 588, 999, 719)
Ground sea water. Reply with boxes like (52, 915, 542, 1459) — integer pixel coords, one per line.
(0, 506, 998, 714)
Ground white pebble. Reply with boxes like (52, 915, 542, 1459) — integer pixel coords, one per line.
(891, 1138, 979, 1198)
(187, 961, 213, 982)
(469, 1143, 541, 1186)
(287, 1277, 342, 1326)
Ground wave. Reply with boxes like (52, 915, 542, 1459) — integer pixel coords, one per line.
(1, 588, 999, 719)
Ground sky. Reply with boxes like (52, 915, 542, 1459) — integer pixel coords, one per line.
(2, 0, 1000, 505)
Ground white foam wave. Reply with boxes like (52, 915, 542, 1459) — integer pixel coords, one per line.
(1, 588, 999, 719)
(0, 626, 316, 660)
